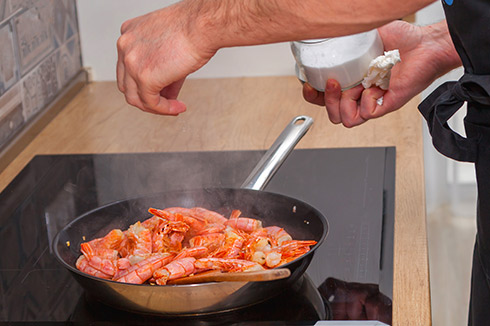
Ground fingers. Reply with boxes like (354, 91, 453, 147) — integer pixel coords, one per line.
(120, 18, 135, 34)
(303, 78, 388, 128)
(120, 69, 186, 116)
(303, 83, 325, 106)
(160, 78, 186, 100)
(116, 15, 188, 116)
(116, 42, 186, 115)
(324, 79, 342, 124)
(338, 85, 388, 127)
(137, 89, 186, 116)
(337, 85, 366, 128)
(359, 87, 387, 120)
(140, 90, 187, 116)
(121, 79, 186, 116)
(116, 49, 126, 93)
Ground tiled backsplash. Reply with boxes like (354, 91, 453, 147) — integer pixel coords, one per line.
(0, 0, 82, 150)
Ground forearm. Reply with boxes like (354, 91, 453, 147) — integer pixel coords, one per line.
(420, 20, 462, 77)
(180, 0, 436, 50)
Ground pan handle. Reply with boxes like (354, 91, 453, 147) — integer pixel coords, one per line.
(241, 115, 314, 190)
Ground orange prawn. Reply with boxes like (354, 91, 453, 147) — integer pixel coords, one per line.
(115, 253, 174, 284)
(225, 210, 262, 233)
(153, 257, 197, 285)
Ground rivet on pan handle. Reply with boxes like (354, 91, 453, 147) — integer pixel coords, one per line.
(241, 115, 314, 191)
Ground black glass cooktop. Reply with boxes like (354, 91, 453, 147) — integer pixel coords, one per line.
(0, 148, 395, 325)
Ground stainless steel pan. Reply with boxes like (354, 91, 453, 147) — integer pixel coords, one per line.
(53, 116, 328, 315)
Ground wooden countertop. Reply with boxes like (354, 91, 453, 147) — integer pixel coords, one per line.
(0, 76, 430, 325)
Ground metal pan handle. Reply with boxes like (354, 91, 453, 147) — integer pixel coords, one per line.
(241, 115, 314, 190)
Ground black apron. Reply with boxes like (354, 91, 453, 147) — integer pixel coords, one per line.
(418, 1, 490, 324)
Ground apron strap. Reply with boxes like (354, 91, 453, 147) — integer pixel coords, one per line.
(418, 73, 490, 162)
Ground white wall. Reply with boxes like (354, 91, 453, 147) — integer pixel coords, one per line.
(75, 0, 295, 81)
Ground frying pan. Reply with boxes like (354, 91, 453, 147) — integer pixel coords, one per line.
(53, 116, 328, 315)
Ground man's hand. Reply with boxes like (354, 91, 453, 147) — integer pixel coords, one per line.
(116, 3, 216, 115)
(116, 0, 436, 116)
(303, 20, 462, 127)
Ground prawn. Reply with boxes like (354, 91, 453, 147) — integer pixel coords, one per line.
(174, 246, 208, 260)
(81, 229, 125, 257)
(76, 205, 317, 286)
(225, 210, 262, 233)
(122, 222, 153, 265)
(153, 220, 190, 253)
(191, 207, 228, 225)
(264, 240, 317, 268)
(153, 257, 197, 285)
(265, 226, 293, 246)
(242, 234, 273, 265)
(114, 253, 174, 284)
(76, 256, 113, 279)
(189, 233, 225, 252)
(211, 226, 247, 258)
(80, 238, 120, 277)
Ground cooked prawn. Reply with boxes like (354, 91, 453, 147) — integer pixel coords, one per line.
(154, 257, 196, 285)
(76, 206, 316, 285)
(115, 253, 174, 284)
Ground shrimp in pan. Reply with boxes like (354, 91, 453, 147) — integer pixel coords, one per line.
(76, 206, 317, 285)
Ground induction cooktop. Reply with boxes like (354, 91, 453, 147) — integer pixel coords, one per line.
(0, 147, 395, 325)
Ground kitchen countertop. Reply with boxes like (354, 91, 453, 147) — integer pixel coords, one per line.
(0, 76, 430, 325)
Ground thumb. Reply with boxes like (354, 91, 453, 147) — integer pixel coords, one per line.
(160, 78, 186, 100)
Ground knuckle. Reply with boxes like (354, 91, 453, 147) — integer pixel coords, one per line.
(116, 35, 130, 51)
(125, 94, 140, 107)
(120, 23, 128, 34)
(342, 118, 359, 128)
(123, 51, 140, 71)
(139, 96, 153, 109)
(360, 110, 374, 120)
(327, 116, 342, 125)
(117, 82, 125, 93)
(342, 122, 355, 129)
(123, 50, 136, 65)
(120, 19, 132, 34)
(116, 39, 124, 52)
(137, 92, 160, 111)
(138, 68, 153, 84)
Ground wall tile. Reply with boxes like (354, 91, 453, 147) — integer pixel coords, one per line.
(62, 0, 77, 33)
(21, 50, 59, 120)
(14, 6, 54, 75)
(0, 0, 82, 151)
(0, 84, 24, 148)
(9, 0, 37, 12)
(0, 0, 11, 21)
(51, 0, 65, 45)
(58, 35, 81, 87)
(0, 22, 19, 96)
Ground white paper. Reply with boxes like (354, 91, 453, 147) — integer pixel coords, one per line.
(362, 50, 401, 90)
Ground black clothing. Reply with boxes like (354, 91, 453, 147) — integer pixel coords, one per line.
(418, 1, 490, 325)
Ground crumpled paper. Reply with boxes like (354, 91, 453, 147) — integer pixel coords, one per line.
(362, 49, 401, 90)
